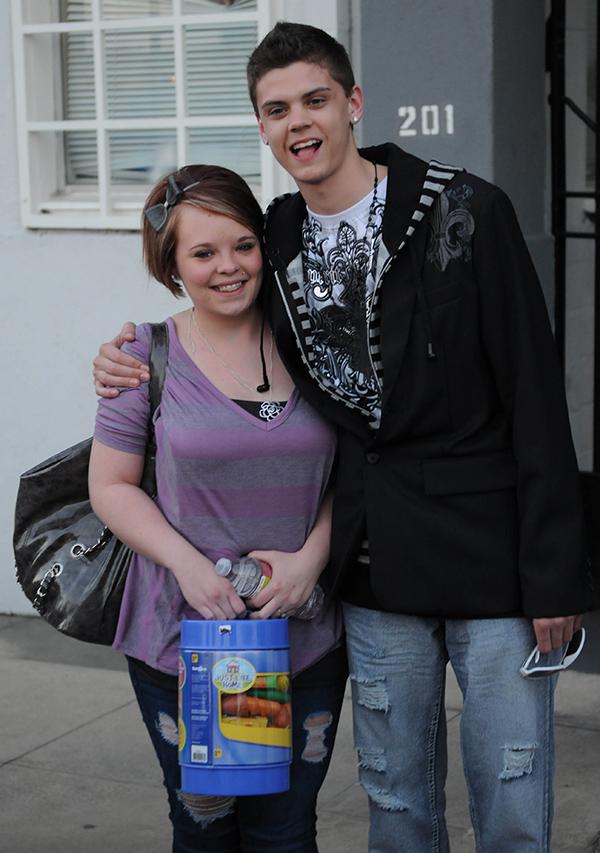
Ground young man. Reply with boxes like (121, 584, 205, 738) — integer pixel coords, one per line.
(94, 22, 596, 852)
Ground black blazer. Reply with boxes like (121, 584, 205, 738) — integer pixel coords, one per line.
(264, 144, 597, 619)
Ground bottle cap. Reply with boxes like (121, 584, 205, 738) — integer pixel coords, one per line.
(214, 558, 232, 576)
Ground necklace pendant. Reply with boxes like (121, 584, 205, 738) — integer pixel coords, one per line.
(259, 401, 284, 421)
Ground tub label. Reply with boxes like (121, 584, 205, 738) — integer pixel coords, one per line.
(187, 655, 211, 762)
(219, 671, 291, 748)
(212, 657, 256, 694)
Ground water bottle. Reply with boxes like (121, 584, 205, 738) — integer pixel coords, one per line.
(214, 556, 272, 598)
(289, 583, 324, 620)
(214, 557, 324, 620)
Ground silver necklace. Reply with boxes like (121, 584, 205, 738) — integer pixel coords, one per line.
(189, 309, 284, 420)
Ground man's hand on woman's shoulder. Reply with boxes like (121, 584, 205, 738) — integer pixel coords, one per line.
(93, 322, 150, 397)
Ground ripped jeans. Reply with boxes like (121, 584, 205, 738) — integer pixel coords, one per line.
(128, 660, 346, 853)
(343, 605, 558, 853)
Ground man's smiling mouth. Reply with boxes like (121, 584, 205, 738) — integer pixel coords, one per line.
(290, 139, 322, 155)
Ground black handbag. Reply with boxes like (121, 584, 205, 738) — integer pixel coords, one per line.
(13, 322, 169, 645)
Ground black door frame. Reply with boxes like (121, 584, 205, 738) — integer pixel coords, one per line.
(548, 0, 599, 564)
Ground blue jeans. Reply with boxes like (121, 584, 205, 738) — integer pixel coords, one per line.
(343, 604, 558, 853)
(128, 660, 346, 853)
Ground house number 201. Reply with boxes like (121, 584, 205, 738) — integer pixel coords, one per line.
(398, 104, 455, 137)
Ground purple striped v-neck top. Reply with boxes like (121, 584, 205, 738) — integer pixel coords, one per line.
(94, 317, 341, 675)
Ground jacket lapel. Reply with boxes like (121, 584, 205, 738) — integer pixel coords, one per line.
(358, 148, 461, 421)
(358, 146, 427, 418)
(378, 249, 418, 418)
(359, 144, 429, 254)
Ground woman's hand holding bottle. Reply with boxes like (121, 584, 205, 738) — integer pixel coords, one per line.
(244, 549, 324, 620)
(172, 554, 247, 621)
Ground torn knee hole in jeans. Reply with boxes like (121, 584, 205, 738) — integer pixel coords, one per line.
(357, 748, 406, 811)
(177, 792, 236, 825)
(361, 781, 407, 812)
(357, 747, 387, 773)
(156, 711, 179, 747)
(301, 710, 334, 763)
(351, 674, 389, 712)
(499, 744, 537, 780)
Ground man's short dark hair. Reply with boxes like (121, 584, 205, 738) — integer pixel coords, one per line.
(247, 21, 355, 115)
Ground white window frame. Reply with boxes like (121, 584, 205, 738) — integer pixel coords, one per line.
(11, 0, 279, 229)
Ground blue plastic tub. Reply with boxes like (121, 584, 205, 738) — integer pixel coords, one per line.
(178, 618, 291, 795)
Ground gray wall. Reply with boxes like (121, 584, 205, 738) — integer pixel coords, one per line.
(562, 0, 597, 471)
(358, 0, 553, 302)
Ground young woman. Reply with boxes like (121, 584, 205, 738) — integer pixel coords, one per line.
(88, 164, 346, 853)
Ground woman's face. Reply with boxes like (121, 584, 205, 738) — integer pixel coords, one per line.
(173, 203, 263, 323)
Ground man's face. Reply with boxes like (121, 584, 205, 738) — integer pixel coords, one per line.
(255, 61, 363, 191)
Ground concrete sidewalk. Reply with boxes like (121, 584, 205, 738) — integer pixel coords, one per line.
(1, 613, 599, 853)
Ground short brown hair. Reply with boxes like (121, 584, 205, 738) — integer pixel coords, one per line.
(247, 21, 355, 115)
(142, 164, 264, 297)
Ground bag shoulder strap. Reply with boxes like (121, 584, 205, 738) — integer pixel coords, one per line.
(140, 321, 169, 496)
(148, 320, 169, 417)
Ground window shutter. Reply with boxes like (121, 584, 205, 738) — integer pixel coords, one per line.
(63, 30, 96, 183)
(62, 0, 92, 21)
(105, 29, 176, 119)
(183, 0, 257, 14)
(185, 21, 257, 116)
(189, 127, 259, 188)
(100, 1, 173, 16)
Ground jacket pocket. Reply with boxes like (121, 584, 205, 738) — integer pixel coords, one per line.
(422, 450, 517, 496)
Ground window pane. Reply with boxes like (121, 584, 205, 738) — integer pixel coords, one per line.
(63, 32, 95, 120)
(22, 0, 92, 24)
(105, 30, 176, 118)
(109, 129, 177, 185)
(29, 130, 98, 209)
(100, 0, 173, 17)
(65, 131, 98, 183)
(188, 127, 259, 187)
(185, 21, 256, 115)
(25, 30, 96, 149)
(183, 0, 257, 13)
(62, 0, 92, 21)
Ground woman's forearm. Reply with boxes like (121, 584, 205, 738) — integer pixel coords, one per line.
(90, 480, 245, 619)
(90, 481, 211, 579)
(88, 439, 246, 619)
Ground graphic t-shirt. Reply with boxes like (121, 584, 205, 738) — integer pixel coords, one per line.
(301, 177, 388, 424)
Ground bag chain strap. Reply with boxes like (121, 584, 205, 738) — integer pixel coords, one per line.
(31, 526, 113, 611)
